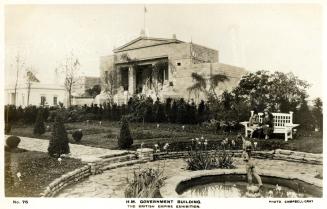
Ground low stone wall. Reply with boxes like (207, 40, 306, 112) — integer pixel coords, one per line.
(42, 165, 91, 197)
(153, 149, 322, 165)
(42, 152, 149, 197)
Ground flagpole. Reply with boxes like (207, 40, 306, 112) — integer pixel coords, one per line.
(143, 5, 146, 34)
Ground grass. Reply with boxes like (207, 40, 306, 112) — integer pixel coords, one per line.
(9, 121, 323, 153)
(5, 148, 85, 197)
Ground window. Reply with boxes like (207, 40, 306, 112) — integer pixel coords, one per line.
(41, 96, 46, 106)
(177, 62, 181, 66)
(53, 96, 58, 106)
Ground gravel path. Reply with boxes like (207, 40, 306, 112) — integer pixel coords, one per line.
(15, 136, 126, 161)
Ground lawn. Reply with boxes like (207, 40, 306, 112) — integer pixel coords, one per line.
(10, 121, 323, 153)
(5, 149, 85, 197)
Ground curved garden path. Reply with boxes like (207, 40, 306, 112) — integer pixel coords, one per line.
(57, 158, 322, 198)
(15, 136, 127, 161)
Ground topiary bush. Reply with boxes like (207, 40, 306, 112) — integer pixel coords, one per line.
(72, 129, 83, 142)
(48, 114, 70, 157)
(33, 109, 46, 135)
(5, 123, 12, 134)
(118, 117, 133, 149)
(6, 136, 21, 149)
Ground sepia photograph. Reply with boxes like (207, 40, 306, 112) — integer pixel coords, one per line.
(1, 1, 325, 208)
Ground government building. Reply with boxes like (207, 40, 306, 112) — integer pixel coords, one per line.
(99, 32, 246, 104)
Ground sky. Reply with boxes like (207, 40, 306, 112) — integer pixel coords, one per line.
(4, 4, 323, 99)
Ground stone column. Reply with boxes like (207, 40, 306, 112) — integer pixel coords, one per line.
(128, 65, 136, 94)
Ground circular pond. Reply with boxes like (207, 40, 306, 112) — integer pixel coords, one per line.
(161, 169, 322, 198)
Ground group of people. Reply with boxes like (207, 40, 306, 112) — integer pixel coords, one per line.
(248, 108, 274, 139)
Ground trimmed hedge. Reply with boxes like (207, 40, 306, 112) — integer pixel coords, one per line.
(6, 136, 21, 149)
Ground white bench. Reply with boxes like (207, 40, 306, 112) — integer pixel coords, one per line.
(240, 111, 299, 141)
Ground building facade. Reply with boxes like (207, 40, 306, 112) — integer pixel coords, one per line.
(5, 83, 66, 107)
(99, 34, 246, 104)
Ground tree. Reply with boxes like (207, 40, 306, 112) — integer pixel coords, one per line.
(86, 84, 101, 98)
(25, 67, 40, 105)
(154, 98, 166, 123)
(48, 113, 70, 157)
(169, 100, 178, 123)
(187, 72, 229, 100)
(312, 97, 323, 131)
(60, 52, 81, 107)
(233, 71, 310, 112)
(295, 97, 314, 131)
(33, 108, 46, 135)
(103, 69, 118, 104)
(13, 54, 25, 106)
(118, 117, 133, 149)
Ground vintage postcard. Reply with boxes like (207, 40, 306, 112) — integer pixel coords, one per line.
(1, 1, 326, 209)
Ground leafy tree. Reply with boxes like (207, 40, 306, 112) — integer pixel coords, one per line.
(294, 97, 314, 131)
(48, 113, 70, 157)
(118, 117, 133, 149)
(312, 97, 323, 131)
(33, 108, 46, 135)
(233, 71, 310, 112)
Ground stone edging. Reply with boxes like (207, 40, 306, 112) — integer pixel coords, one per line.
(160, 168, 323, 198)
(153, 149, 323, 165)
(41, 165, 91, 197)
(41, 149, 154, 197)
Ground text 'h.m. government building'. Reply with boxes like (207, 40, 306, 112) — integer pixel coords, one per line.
(99, 31, 246, 104)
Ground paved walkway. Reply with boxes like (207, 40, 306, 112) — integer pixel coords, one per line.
(57, 158, 322, 198)
(16, 136, 126, 161)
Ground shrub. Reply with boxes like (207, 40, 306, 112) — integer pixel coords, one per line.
(72, 129, 83, 142)
(186, 139, 219, 170)
(124, 167, 164, 198)
(118, 117, 133, 149)
(186, 138, 235, 170)
(48, 114, 70, 157)
(6, 136, 21, 149)
(5, 123, 12, 134)
(217, 144, 235, 169)
(33, 109, 46, 135)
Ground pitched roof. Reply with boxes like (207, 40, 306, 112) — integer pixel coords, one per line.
(113, 36, 184, 52)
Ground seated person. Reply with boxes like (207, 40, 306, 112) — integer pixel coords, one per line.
(248, 111, 261, 138)
(261, 108, 274, 139)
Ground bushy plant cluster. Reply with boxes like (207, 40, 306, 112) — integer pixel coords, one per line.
(186, 137, 236, 171)
(5, 136, 21, 150)
(33, 108, 46, 135)
(72, 129, 83, 142)
(124, 167, 164, 198)
(4, 70, 323, 133)
(48, 114, 70, 157)
(118, 117, 133, 149)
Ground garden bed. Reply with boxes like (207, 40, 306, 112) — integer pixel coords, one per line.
(5, 149, 85, 197)
(10, 121, 323, 153)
